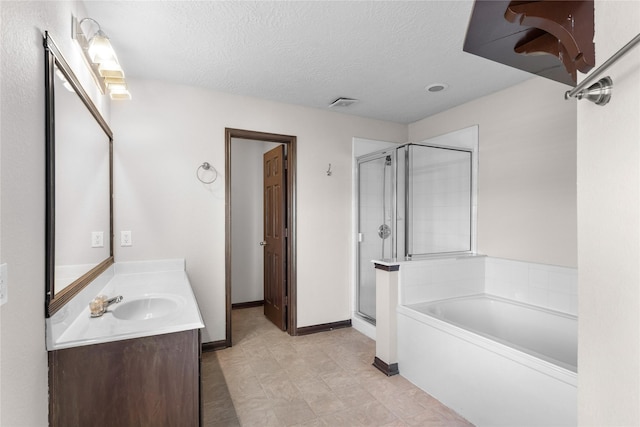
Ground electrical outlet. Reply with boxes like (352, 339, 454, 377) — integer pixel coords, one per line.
(92, 231, 104, 248)
(0, 264, 8, 306)
(121, 230, 132, 247)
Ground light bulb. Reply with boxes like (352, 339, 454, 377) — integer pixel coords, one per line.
(88, 32, 117, 64)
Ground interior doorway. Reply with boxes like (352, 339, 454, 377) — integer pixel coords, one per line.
(225, 128, 297, 347)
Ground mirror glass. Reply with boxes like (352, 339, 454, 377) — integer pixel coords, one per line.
(53, 64, 112, 291)
(45, 33, 114, 316)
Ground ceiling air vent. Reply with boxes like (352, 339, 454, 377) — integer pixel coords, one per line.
(329, 97, 358, 108)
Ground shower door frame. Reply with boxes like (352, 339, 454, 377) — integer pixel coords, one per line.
(354, 127, 478, 325)
(355, 149, 398, 324)
(402, 142, 475, 259)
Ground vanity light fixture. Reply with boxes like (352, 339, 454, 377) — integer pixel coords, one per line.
(72, 17, 131, 100)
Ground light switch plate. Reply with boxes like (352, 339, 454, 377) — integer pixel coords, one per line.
(0, 263, 8, 306)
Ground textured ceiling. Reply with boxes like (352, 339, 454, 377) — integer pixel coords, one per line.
(83, 1, 535, 124)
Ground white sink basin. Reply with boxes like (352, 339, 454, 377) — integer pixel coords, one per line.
(112, 296, 181, 321)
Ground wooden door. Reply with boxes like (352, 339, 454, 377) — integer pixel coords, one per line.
(263, 145, 287, 330)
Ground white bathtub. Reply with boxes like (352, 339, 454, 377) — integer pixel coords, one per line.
(398, 294, 577, 426)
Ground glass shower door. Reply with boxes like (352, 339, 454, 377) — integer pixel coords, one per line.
(356, 152, 395, 323)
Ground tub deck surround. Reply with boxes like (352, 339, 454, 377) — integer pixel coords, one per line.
(398, 298, 577, 426)
(46, 259, 204, 351)
(394, 256, 578, 426)
(370, 255, 484, 375)
(485, 256, 578, 315)
(399, 254, 486, 305)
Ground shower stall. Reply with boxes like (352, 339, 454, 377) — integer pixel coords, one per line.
(356, 128, 477, 323)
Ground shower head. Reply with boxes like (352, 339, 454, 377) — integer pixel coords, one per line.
(385, 155, 392, 166)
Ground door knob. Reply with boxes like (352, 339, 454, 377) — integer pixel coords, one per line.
(259, 241, 268, 246)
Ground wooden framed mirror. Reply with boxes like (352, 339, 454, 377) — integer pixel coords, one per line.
(44, 32, 114, 317)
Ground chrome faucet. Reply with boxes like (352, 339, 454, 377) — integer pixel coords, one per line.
(104, 295, 123, 308)
(89, 295, 123, 317)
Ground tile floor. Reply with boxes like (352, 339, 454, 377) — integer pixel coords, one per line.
(201, 306, 473, 426)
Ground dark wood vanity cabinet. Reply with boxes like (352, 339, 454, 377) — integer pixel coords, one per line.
(49, 329, 201, 426)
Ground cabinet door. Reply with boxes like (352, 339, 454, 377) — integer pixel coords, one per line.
(49, 329, 200, 426)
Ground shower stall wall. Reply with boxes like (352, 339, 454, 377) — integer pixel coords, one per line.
(355, 127, 478, 324)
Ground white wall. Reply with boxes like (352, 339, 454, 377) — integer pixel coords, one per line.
(4, 2, 634, 424)
(0, 1, 110, 424)
(111, 78, 407, 341)
(231, 139, 278, 304)
(577, 0, 640, 424)
(408, 77, 577, 268)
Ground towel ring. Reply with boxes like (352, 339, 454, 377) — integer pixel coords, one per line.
(197, 162, 218, 184)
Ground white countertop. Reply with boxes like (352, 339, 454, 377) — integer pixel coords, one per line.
(46, 259, 204, 351)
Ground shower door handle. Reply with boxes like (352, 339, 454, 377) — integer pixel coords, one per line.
(259, 241, 268, 246)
